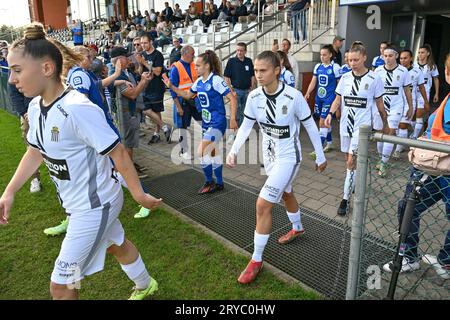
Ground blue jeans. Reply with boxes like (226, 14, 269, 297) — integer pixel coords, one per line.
(398, 169, 450, 266)
(291, 10, 307, 42)
(234, 88, 249, 127)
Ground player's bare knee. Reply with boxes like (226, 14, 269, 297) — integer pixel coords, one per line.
(256, 198, 271, 215)
(399, 123, 408, 129)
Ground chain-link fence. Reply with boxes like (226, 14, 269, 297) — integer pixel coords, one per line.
(346, 125, 450, 300)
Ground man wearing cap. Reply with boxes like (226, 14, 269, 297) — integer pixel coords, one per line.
(169, 37, 183, 67)
(332, 36, 345, 66)
(110, 47, 152, 177)
(169, 45, 201, 160)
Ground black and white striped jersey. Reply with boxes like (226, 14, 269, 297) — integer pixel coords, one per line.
(26, 89, 121, 212)
(374, 64, 411, 114)
(406, 65, 425, 103)
(244, 82, 311, 163)
(415, 63, 439, 100)
(336, 70, 384, 137)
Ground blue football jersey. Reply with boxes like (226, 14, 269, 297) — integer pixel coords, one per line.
(340, 64, 352, 75)
(372, 55, 385, 68)
(67, 66, 119, 136)
(279, 68, 295, 88)
(313, 62, 341, 100)
(190, 72, 231, 128)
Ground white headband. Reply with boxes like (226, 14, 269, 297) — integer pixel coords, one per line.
(384, 48, 398, 55)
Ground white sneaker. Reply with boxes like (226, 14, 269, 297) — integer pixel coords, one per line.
(383, 257, 420, 273)
(180, 151, 193, 161)
(422, 254, 450, 280)
(323, 143, 333, 153)
(30, 178, 41, 193)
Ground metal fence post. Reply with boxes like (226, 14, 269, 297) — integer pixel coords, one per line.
(331, 0, 336, 29)
(254, 25, 258, 61)
(346, 124, 371, 300)
(115, 90, 125, 140)
(308, 0, 314, 43)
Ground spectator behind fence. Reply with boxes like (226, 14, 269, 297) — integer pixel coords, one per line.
(169, 37, 183, 66)
(224, 42, 256, 127)
(173, 3, 185, 25)
(263, 0, 275, 16)
(162, 2, 174, 21)
(218, 1, 233, 22)
(332, 35, 345, 66)
(0, 48, 8, 74)
(71, 20, 83, 46)
(201, 3, 219, 28)
(185, 2, 198, 25)
(234, 0, 248, 25)
(154, 20, 172, 49)
(110, 46, 151, 179)
(289, 0, 310, 44)
(150, 9, 157, 22)
(383, 53, 450, 280)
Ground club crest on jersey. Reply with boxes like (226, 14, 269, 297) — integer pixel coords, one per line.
(397, 75, 400, 81)
(51, 126, 60, 142)
(204, 83, 212, 91)
(73, 76, 83, 86)
(327, 69, 332, 75)
(282, 105, 288, 115)
(364, 83, 369, 90)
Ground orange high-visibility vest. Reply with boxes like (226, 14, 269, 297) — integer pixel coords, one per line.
(430, 93, 450, 142)
(174, 60, 198, 91)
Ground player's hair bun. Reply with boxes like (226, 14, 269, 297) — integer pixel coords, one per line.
(24, 23, 46, 41)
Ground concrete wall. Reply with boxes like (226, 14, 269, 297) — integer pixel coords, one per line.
(338, 5, 392, 66)
(44, 0, 68, 28)
(30, 0, 68, 29)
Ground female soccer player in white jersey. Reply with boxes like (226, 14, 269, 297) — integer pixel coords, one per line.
(170, 50, 237, 194)
(393, 49, 429, 157)
(0, 24, 162, 300)
(305, 44, 341, 153)
(373, 44, 414, 177)
(276, 50, 296, 88)
(325, 42, 388, 216)
(411, 44, 440, 139)
(226, 51, 327, 284)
